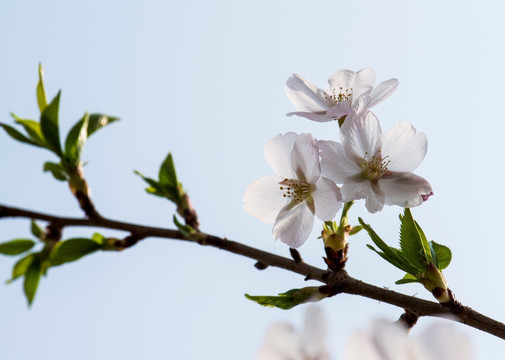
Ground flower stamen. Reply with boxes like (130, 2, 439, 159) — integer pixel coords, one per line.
(362, 151, 390, 182)
(279, 178, 312, 203)
(323, 87, 353, 106)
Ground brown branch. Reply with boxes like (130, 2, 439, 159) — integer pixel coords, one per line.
(1, 203, 505, 340)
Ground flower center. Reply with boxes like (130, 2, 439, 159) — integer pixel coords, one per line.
(279, 178, 312, 203)
(362, 151, 390, 182)
(324, 86, 353, 106)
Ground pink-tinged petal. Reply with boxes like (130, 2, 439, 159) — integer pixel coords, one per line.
(379, 172, 432, 208)
(368, 78, 399, 107)
(351, 67, 376, 99)
(327, 69, 356, 93)
(351, 95, 372, 115)
(243, 175, 287, 223)
(345, 321, 416, 360)
(417, 323, 472, 360)
(290, 133, 320, 184)
(264, 133, 298, 178)
(286, 111, 335, 122)
(341, 177, 385, 213)
(257, 323, 302, 360)
(326, 101, 352, 119)
(341, 111, 382, 162)
(313, 177, 342, 221)
(301, 305, 329, 360)
(319, 140, 361, 184)
(273, 202, 314, 248)
(381, 123, 427, 172)
(285, 74, 328, 112)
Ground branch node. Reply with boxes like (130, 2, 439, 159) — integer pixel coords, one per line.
(254, 261, 268, 270)
(396, 310, 419, 331)
(289, 248, 302, 263)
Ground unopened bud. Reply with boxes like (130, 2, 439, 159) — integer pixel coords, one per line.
(420, 263, 450, 303)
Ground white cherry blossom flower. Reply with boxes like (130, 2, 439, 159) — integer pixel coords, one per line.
(319, 111, 432, 213)
(285, 68, 399, 122)
(346, 320, 472, 360)
(256, 305, 329, 360)
(244, 133, 342, 248)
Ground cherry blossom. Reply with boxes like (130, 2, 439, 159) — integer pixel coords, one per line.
(319, 111, 432, 213)
(244, 133, 341, 248)
(285, 68, 398, 123)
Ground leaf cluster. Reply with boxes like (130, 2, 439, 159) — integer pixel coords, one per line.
(0, 220, 112, 305)
(360, 208, 452, 285)
(0, 64, 118, 182)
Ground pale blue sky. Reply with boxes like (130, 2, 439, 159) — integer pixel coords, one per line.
(0, 1, 504, 359)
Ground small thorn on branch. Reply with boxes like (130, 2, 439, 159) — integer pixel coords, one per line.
(254, 261, 268, 270)
(289, 248, 302, 263)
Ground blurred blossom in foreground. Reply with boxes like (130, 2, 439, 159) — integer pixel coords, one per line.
(346, 320, 472, 360)
(256, 305, 329, 360)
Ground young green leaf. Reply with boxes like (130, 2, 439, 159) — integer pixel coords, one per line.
(30, 220, 44, 239)
(159, 153, 178, 187)
(40, 91, 62, 155)
(11, 114, 46, 146)
(245, 287, 324, 310)
(64, 112, 89, 166)
(86, 113, 119, 137)
(24, 257, 42, 306)
(36, 63, 48, 113)
(7, 253, 36, 283)
(43, 161, 68, 181)
(49, 238, 101, 266)
(0, 239, 36, 255)
(430, 241, 452, 270)
(0, 123, 42, 147)
(399, 209, 428, 271)
(395, 273, 420, 285)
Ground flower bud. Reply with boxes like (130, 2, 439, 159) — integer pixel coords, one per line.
(420, 263, 450, 303)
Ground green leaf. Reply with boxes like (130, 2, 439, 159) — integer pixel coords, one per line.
(7, 253, 36, 283)
(86, 113, 119, 137)
(64, 112, 89, 166)
(24, 257, 42, 306)
(40, 91, 62, 155)
(49, 238, 101, 266)
(36, 63, 48, 113)
(11, 114, 46, 146)
(430, 241, 452, 270)
(43, 161, 68, 181)
(245, 287, 323, 310)
(91, 232, 106, 246)
(395, 273, 420, 285)
(0, 239, 36, 255)
(399, 209, 429, 271)
(31, 220, 44, 239)
(349, 225, 363, 236)
(159, 153, 178, 187)
(360, 218, 418, 274)
(0, 123, 42, 147)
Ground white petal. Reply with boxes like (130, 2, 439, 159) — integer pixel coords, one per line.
(417, 323, 472, 360)
(326, 101, 352, 119)
(285, 74, 328, 112)
(273, 202, 314, 248)
(313, 177, 342, 220)
(286, 111, 335, 122)
(319, 140, 361, 184)
(327, 69, 356, 92)
(381, 123, 427, 172)
(379, 172, 432, 208)
(301, 305, 329, 359)
(257, 323, 303, 360)
(351, 67, 376, 99)
(341, 178, 385, 213)
(351, 95, 372, 114)
(264, 133, 298, 178)
(243, 175, 287, 223)
(290, 133, 320, 184)
(341, 111, 382, 162)
(368, 78, 399, 107)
